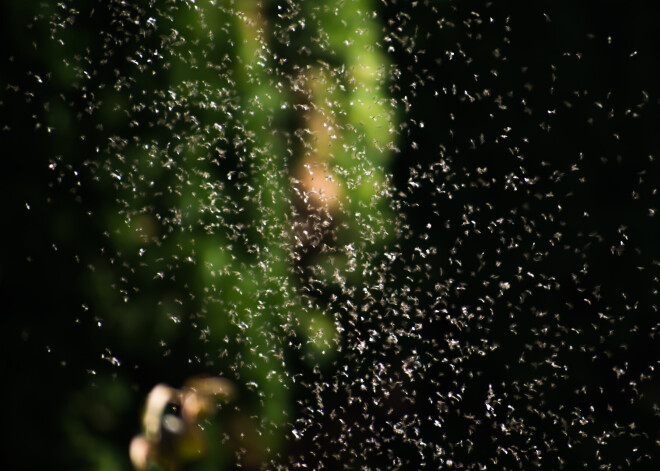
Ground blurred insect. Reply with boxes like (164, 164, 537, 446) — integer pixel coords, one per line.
(130, 376, 235, 471)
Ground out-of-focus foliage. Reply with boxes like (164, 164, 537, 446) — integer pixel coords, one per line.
(3, 0, 397, 469)
(4, 0, 660, 470)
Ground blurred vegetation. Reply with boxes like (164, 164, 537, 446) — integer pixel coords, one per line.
(2, 0, 398, 469)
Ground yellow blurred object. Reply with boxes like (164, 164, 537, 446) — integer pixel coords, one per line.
(130, 376, 235, 471)
(296, 158, 342, 212)
(129, 436, 152, 470)
(182, 376, 235, 422)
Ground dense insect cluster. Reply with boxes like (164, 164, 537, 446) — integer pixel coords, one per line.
(3, 0, 660, 469)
